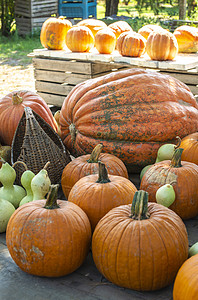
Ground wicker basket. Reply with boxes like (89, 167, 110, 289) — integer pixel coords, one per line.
(11, 107, 71, 185)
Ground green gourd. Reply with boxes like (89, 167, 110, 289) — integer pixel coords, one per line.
(156, 183, 176, 208)
(31, 162, 51, 200)
(0, 162, 26, 208)
(0, 198, 15, 233)
(188, 242, 198, 257)
(19, 170, 35, 206)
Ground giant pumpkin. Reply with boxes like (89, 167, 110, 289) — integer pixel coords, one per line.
(59, 68, 198, 171)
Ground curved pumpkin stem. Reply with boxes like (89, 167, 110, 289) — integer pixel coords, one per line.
(12, 93, 23, 105)
(130, 190, 150, 220)
(87, 144, 103, 163)
(12, 161, 28, 171)
(175, 136, 181, 149)
(96, 161, 111, 184)
(44, 184, 60, 209)
(170, 148, 184, 168)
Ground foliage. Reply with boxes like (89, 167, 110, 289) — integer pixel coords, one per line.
(0, 0, 15, 36)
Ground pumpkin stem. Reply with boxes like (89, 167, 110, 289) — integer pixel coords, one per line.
(130, 190, 150, 220)
(12, 161, 28, 171)
(44, 184, 60, 209)
(69, 123, 77, 142)
(43, 161, 50, 170)
(12, 93, 23, 105)
(170, 148, 184, 168)
(87, 144, 103, 163)
(175, 136, 181, 149)
(96, 161, 111, 184)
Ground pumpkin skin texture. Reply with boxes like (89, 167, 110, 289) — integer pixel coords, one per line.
(76, 19, 107, 38)
(0, 90, 58, 146)
(173, 254, 198, 300)
(108, 21, 133, 41)
(66, 26, 94, 52)
(92, 190, 188, 291)
(59, 68, 198, 171)
(95, 28, 116, 54)
(180, 132, 198, 165)
(146, 30, 178, 60)
(68, 162, 136, 231)
(61, 144, 128, 199)
(6, 185, 91, 277)
(173, 25, 198, 53)
(117, 31, 146, 57)
(40, 17, 72, 50)
(140, 148, 198, 220)
(138, 24, 164, 40)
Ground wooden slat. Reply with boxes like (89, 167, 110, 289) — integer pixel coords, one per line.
(37, 92, 66, 106)
(159, 71, 198, 85)
(35, 81, 74, 96)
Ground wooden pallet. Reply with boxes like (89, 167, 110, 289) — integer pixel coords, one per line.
(32, 49, 198, 107)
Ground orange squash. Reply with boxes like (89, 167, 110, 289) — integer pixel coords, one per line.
(6, 185, 91, 277)
(59, 68, 198, 171)
(92, 190, 188, 291)
(76, 19, 107, 38)
(66, 26, 94, 52)
(40, 17, 72, 50)
(108, 21, 133, 41)
(140, 148, 198, 220)
(173, 25, 198, 53)
(138, 24, 164, 40)
(146, 29, 178, 60)
(95, 28, 116, 54)
(173, 254, 198, 300)
(180, 132, 198, 165)
(61, 144, 128, 199)
(117, 31, 146, 57)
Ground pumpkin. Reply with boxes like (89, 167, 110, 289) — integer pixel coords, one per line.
(66, 26, 94, 52)
(173, 25, 198, 53)
(61, 144, 128, 199)
(138, 24, 164, 40)
(95, 28, 116, 54)
(40, 17, 72, 50)
(0, 90, 58, 146)
(59, 68, 198, 171)
(140, 148, 198, 220)
(6, 185, 91, 277)
(108, 21, 133, 41)
(117, 31, 146, 57)
(92, 190, 188, 291)
(146, 30, 178, 60)
(180, 132, 198, 165)
(76, 19, 107, 38)
(173, 254, 198, 300)
(68, 161, 137, 231)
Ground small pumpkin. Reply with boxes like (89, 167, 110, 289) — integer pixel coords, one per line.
(61, 144, 128, 199)
(108, 21, 133, 41)
(92, 190, 188, 291)
(173, 25, 198, 53)
(180, 132, 198, 165)
(76, 19, 107, 38)
(0, 90, 58, 146)
(68, 161, 137, 231)
(6, 184, 91, 277)
(40, 16, 72, 50)
(95, 28, 116, 54)
(140, 148, 198, 220)
(146, 29, 178, 60)
(117, 31, 146, 57)
(138, 24, 164, 40)
(173, 254, 198, 300)
(66, 26, 94, 52)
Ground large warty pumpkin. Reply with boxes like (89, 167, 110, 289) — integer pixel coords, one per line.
(59, 68, 198, 171)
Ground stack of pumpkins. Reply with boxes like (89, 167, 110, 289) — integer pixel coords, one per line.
(40, 16, 198, 60)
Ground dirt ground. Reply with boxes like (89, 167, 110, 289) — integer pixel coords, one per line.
(0, 61, 35, 99)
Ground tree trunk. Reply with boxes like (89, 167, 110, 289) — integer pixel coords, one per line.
(179, 0, 187, 19)
(105, 0, 119, 16)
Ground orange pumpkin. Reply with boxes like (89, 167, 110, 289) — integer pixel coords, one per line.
(68, 161, 137, 231)
(138, 24, 164, 40)
(108, 21, 133, 41)
(95, 28, 116, 54)
(59, 68, 198, 171)
(117, 31, 146, 57)
(0, 90, 58, 146)
(61, 144, 128, 199)
(180, 132, 198, 165)
(92, 190, 188, 291)
(173, 25, 198, 53)
(40, 17, 72, 50)
(140, 148, 198, 220)
(146, 29, 178, 60)
(66, 26, 94, 52)
(6, 185, 91, 277)
(173, 254, 198, 300)
(76, 19, 107, 38)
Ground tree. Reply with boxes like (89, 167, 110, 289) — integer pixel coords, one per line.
(105, 0, 120, 16)
(0, 0, 15, 36)
(179, 0, 187, 19)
